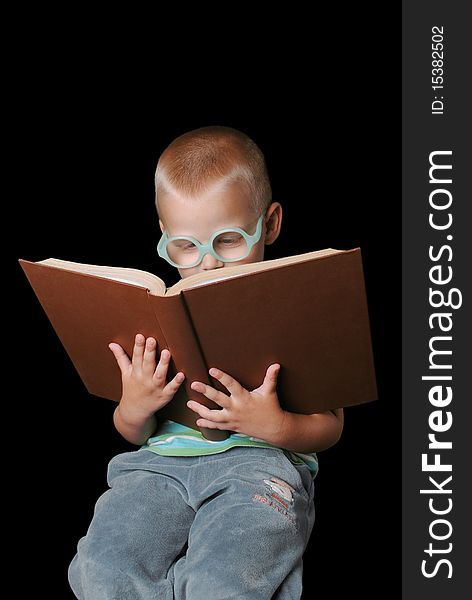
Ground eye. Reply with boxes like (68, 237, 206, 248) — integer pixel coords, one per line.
(216, 234, 244, 245)
(169, 240, 198, 252)
(172, 239, 192, 247)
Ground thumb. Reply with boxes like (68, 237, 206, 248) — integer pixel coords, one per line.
(108, 342, 131, 374)
(262, 363, 281, 392)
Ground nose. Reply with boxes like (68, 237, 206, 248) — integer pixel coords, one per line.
(201, 251, 224, 270)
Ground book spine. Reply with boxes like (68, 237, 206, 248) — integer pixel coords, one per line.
(148, 292, 229, 441)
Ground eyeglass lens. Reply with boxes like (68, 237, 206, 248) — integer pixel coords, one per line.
(167, 231, 248, 266)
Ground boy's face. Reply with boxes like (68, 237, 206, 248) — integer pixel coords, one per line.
(158, 181, 282, 279)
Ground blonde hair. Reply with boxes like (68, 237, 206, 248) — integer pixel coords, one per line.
(155, 126, 272, 216)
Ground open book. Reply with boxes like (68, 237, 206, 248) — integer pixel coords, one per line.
(19, 248, 378, 440)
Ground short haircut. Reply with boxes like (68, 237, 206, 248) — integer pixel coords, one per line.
(155, 126, 272, 216)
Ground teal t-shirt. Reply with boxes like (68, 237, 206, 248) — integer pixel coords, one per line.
(140, 419, 319, 479)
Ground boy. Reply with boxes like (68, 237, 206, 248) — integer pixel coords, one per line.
(68, 126, 344, 599)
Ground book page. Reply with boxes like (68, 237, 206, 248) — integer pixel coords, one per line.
(164, 248, 347, 296)
(37, 258, 167, 295)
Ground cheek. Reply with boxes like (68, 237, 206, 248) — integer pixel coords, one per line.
(249, 241, 265, 260)
(237, 245, 264, 266)
(179, 267, 198, 278)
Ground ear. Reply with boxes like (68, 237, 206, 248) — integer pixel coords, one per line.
(159, 219, 165, 234)
(264, 202, 282, 246)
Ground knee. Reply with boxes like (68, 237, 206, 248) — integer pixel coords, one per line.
(68, 536, 116, 597)
(68, 550, 132, 599)
(70, 527, 138, 574)
(68, 537, 138, 599)
(68, 536, 175, 600)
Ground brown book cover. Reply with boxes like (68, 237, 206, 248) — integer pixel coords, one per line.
(18, 247, 378, 441)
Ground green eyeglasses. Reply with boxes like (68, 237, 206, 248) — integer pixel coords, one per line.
(157, 213, 265, 268)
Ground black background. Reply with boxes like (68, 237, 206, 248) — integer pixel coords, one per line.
(11, 11, 400, 598)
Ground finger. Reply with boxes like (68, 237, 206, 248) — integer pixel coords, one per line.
(186, 400, 226, 423)
(190, 381, 230, 408)
(261, 363, 281, 391)
(108, 343, 131, 374)
(208, 368, 244, 397)
(153, 348, 172, 383)
(194, 419, 221, 430)
(142, 337, 157, 376)
(163, 370, 186, 395)
(131, 334, 146, 371)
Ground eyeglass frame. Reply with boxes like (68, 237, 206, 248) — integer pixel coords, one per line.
(157, 212, 266, 268)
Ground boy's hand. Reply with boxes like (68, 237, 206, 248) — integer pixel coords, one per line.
(108, 334, 185, 423)
(187, 365, 287, 444)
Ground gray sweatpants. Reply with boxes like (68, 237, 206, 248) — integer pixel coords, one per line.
(68, 446, 315, 599)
